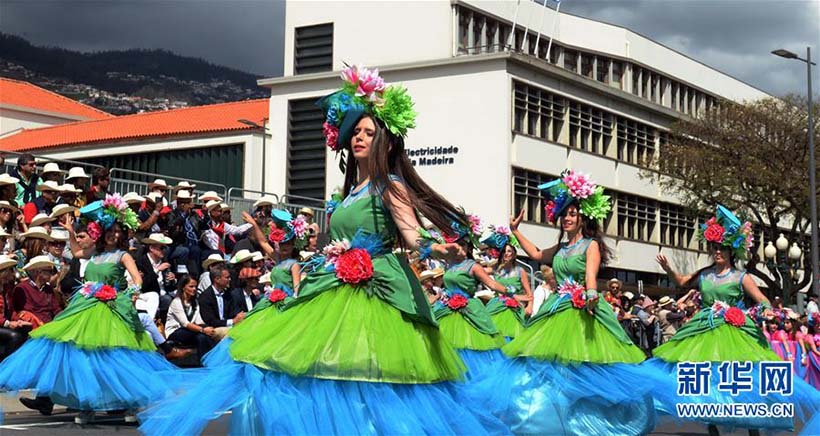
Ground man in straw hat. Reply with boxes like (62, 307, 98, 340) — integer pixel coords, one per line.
(40, 163, 65, 184)
(14, 255, 62, 328)
(64, 167, 90, 209)
(656, 295, 685, 343)
(22, 181, 61, 224)
(166, 190, 205, 276)
(135, 233, 176, 321)
(0, 255, 30, 360)
(198, 253, 225, 295)
(202, 201, 252, 257)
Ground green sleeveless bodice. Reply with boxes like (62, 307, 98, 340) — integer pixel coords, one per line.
(699, 268, 744, 307)
(269, 258, 297, 288)
(435, 259, 499, 336)
(84, 253, 128, 291)
(494, 266, 524, 294)
(443, 260, 478, 296)
(286, 180, 436, 326)
(552, 238, 589, 286)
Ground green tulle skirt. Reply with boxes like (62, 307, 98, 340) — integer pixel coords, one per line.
(653, 324, 781, 362)
(31, 303, 155, 351)
(227, 285, 466, 384)
(504, 307, 646, 364)
(437, 312, 506, 351)
(490, 310, 525, 338)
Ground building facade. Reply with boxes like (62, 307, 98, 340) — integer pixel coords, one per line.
(259, 0, 772, 294)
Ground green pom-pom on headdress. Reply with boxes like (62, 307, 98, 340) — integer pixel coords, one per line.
(373, 86, 417, 137)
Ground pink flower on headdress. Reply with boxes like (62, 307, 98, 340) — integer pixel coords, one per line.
(86, 222, 102, 241)
(291, 215, 309, 239)
(103, 193, 127, 211)
(341, 65, 385, 102)
(341, 66, 360, 86)
(562, 170, 596, 199)
(495, 225, 511, 236)
(468, 215, 483, 235)
(323, 122, 340, 151)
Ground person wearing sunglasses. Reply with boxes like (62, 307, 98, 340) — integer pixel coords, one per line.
(10, 154, 42, 205)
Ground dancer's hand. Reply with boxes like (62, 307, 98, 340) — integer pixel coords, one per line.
(655, 254, 672, 273)
(432, 243, 465, 263)
(510, 209, 524, 231)
(585, 295, 599, 316)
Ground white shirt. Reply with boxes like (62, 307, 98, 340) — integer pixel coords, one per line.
(148, 252, 166, 295)
(165, 297, 204, 337)
(214, 287, 233, 326)
(808, 300, 819, 316)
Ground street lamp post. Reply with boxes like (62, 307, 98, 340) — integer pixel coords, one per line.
(772, 47, 819, 301)
(764, 234, 805, 310)
(238, 118, 270, 193)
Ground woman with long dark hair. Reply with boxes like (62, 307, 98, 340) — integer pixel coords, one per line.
(140, 66, 506, 435)
(647, 205, 820, 434)
(0, 196, 176, 425)
(165, 275, 215, 359)
(464, 169, 660, 435)
(482, 231, 532, 338)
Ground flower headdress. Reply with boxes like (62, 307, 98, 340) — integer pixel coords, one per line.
(317, 65, 417, 153)
(443, 214, 483, 247)
(79, 194, 140, 235)
(538, 169, 611, 223)
(481, 224, 520, 250)
(268, 209, 309, 250)
(696, 204, 754, 261)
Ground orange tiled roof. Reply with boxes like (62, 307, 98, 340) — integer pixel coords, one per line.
(0, 99, 269, 152)
(1, 77, 113, 120)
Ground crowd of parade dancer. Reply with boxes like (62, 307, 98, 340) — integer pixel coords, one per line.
(1, 65, 819, 435)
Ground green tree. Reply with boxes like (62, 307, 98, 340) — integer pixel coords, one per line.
(643, 95, 819, 303)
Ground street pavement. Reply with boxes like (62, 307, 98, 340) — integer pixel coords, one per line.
(0, 392, 785, 435)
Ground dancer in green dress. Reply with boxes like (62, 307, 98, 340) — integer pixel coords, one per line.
(482, 227, 532, 338)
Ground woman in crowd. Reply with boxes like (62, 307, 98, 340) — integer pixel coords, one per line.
(14, 227, 51, 277)
(140, 66, 506, 435)
(165, 275, 216, 359)
(0, 255, 30, 360)
(465, 169, 660, 435)
(483, 232, 532, 338)
(430, 219, 508, 378)
(801, 314, 820, 389)
(0, 195, 176, 425)
(648, 205, 820, 434)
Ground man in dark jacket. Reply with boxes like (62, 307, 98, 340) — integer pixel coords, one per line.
(197, 264, 244, 341)
(10, 153, 41, 206)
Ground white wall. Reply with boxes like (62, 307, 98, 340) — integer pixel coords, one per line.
(0, 107, 77, 136)
(284, 1, 453, 77)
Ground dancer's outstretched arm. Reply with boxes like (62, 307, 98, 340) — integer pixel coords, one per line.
(510, 209, 559, 264)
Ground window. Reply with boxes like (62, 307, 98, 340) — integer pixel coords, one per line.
(294, 23, 333, 75)
(632, 67, 641, 96)
(512, 168, 554, 224)
(581, 54, 593, 78)
(287, 98, 326, 200)
(659, 203, 695, 248)
(670, 82, 679, 110)
(611, 61, 623, 89)
(563, 50, 578, 73)
(568, 101, 612, 155)
(549, 44, 561, 64)
(457, 11, 471, 53)
(617, 193, 656, 241)
(486, 21, 499, 52)
(596, 58, 610, 83)
(617, 118, 656, 165)
(472, 16, 484, 53)
(513, 81, 565, 141)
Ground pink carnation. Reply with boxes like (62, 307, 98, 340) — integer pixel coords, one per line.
(468, 215, 483, 235)
(322, 239, 350, 265)
(103, 193, 127, 211)
(86, 222, 102, 241)
(545, 200, 556, 222)
(341, 66, 386, 102)
(291, 215, 308, 239)
(495, 225, 511, 236)
(562, 170, 596, 199)
(323, 122, 340, 151)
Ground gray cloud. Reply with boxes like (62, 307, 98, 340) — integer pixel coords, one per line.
(0, 0, 816, 97)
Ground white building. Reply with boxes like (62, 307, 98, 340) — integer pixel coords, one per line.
(257, 0, 772, 294)
(0, 78, 114, 136)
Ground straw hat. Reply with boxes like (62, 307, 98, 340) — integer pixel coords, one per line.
(36, 180, 61, 193)
(175, 190, 193, 200)
(141, 233, 173, 245)
(0, 255, 17, 271)
(230, 249, 254, 264)
(238, 267, 262, 280)
(50, 204, 77, 219)
(58, 183, 83, 194)
(298, 207, 314, 217)
(0, 227, 11, 239)
(30, 213, 56, 227)
(622, 291, 635, 300)
(0, 173, 19, 185)
(173, 181, 197, 192)
(419, 270, 437, 281)
(41, 162, 64, 175)
(122, 192, 145, 204)
(201, 253, 225, 269)
(219, 203, 231, 211)
(259, 274, 271, 285)
(23, 255, 56, 271)
(144, 192, 162, 203)
(658, 296, 674, 307)
(252, 196, 276, 209)
(20, 226, 53, 241)
(0, 200, 18, 212)
(198, 191, 223, 202)
(66, 167, 90, 181)
(148, 179, 170, 190)
(50, 227, 69, 242)
(205, 200, 222, 211)
(251, 251, 264, 262)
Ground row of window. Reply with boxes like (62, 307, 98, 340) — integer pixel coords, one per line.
(513, 81, 658, 165)
(513, 167, 700, 249)
(455, 5, 720, 117)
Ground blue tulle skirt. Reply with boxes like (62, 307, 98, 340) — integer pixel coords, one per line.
(139, 343, 511, 435)
(461, 357, 661, 435)
(459, 348, 507, 381)
(202, 337, 234, 367)
(643, 358, 820, 431)
(0, 337, 176, 410)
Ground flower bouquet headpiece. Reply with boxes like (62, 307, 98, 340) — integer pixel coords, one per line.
(538, 169, 611, 224)
(696, 204, 754, 260)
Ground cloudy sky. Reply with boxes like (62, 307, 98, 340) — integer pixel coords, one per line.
(1, 0, 817, 96)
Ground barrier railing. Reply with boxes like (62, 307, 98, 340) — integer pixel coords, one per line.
(1, 151, 103, 184)
(278, 194, 328, 233)
(225, 187, 280, 223)
(516, 259, 537, 291)
(110, 168, 228, 204)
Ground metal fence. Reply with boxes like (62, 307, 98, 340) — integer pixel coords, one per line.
(224, 187, 280, 223)
(278, 194, 328, 233)
(110, 167, 228, 205)
(0, 151, 104, 184)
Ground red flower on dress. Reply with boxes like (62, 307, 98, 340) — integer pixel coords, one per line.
(503, 297, 520, 308)
(487, 248, 500, 259)
(442, 233, 460, 243)
(571, 289, 586, 309)
(724, 307, 746, 327)
(704, 223, 725, 243)
(268, 289, 288, 303)
(545, 200, 556, 222)
(447, 294, 469, 310)
(268, 227, 286, 243)
(335, 248, 374, 284)
(94, 285, 117, 301)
